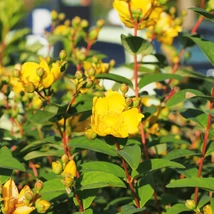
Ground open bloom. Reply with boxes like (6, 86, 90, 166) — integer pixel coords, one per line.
(2, 178, 35, 214)
(20, 57, 61, 91)
(91, 90, 144, 138)
(113, 0, 162, 29)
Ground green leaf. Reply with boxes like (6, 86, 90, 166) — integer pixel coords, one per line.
(120, 204, 145, 214)
(68, 137, 118, 157)
(0, 168, 13, 184)
(80, 161, 125, 178)
(211, 197, 214, 213)
(0, 147, 25, 171)
(117, 144, 141, 170)
(165, 203, 190, 214)
(77, 171, 126, 190)
(137, 175, 154, 207)
(138, 73, 183, 89)
(121, 34, 151, 55)
(166, 178, 214, 191)
(177, 167, 198, 178)
(23, 150, 64, 161)
(205, 140, 214, 157)
(134, 159, 185, 177)
(163, 149, 200, 160)
(186, 36, 214, 65)
(40, 179, 68, 201)
(165, 89, 205, 107)
(6, 28, 30, 45)
(189, 7, 214, 23)
(96, 73, 133, 87)
(73, 209, 93, 214)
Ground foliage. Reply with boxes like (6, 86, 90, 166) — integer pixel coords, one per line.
(0, 0, 214, 214)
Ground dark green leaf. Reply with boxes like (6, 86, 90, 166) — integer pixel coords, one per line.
(165, 203, 190, 214)
(0, 168, 13, 184)
(121, 34, 151, 55)
(189, 7, 214, 23)
(77, 189, 98, 209)
(205, 140, 214, 157)
(166, 177, 214, 191)
(77, 171, 126, 190)
(96, 73, 133, 87)
(139, 73, 183, 89)
(73, 209, 93, 214)
(117, 144, 141, 170)
(120, 204, 145, 214)
(68, 137, 117, 157)
(80, 161, 125, 178)
(163, 149, 200, 160)
(0, 147, 25, 171)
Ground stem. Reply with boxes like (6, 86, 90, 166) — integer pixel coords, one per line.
(134, 54, 139, 97)
(115, 140, 140, 208)
(194, 87, 214, 204)
(75, 193, 84, 212)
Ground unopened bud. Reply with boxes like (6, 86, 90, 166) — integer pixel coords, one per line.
(89, 28, 98, 41)
(132, 98, 141, 108)
(36, 199, 51, 213)
(58, 13, 65, 21)
(81, 19, 89, 28)
(25, 190, 34, 201)
(125, 97, 133, 106)
(64, 19, 70, 26)
(51, 10, 58, 21)
(185, 200, 196, 210)
(61, 160, 77, 178)
(109, 59, 116, 67)
(85, 79, 93, 88)
(76, 52, 86, 61)
(45, 56, 51, 63)
(61, 154, 69, 163)
(87, 67, 96, 77)
(63, 174, 74, 188)
(52, 161, 63, 175)
(36, 67, 45, 77)
(169, 7, 176, 15)
(59, 50, 67, 60)
(72, 16, 81, 27)
(120, 83, 129, 94)
(34, 180, 44, 192)
(85, 128, 97, 140)
(96, 19, 105, 28)
(75, 70, 83, 79)
(203, 204, 212, 214)
(24, 82, 35, 93)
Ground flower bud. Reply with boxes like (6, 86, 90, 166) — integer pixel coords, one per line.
(125, 97, 133, 106)
(52, 161, 63, 175)
(63, 174, 74, 188)
(169, 7, 176, 15)
(92, 56, 99, 64)
(44, 56, 51, 63)
(185, 200, 196, 210)
(86, 79, 93, 88)
(81, 19, 89, 28)
(51, 10, 58, 21)
(75, 70, 83, 80)
(72, 16, 81, 27)
(36, 199, 51, 213)
(24, 82, 35, 93)
(109, 59, 116, 67)
(96, 19, 105, 28)
(36, 67, 45, 77)
(61, 160, 77, 178)
(89, 28, 99, 41)
(76, 52, 86, 61)
(203, 204, 212, 214)
(34, 180, 44, 192)
(58, 13, 65, 21)
(87, 67, 96, 77)
(59, 50, 67, 60)
(64, 19, 70, 26)
(132, 98, 141, 108)
(85, 128, 97, 140)
(61, 154, 69, 163)
(25, 190, 34, 201)
(120, 83, 129, 94)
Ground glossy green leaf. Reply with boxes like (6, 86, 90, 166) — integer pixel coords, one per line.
(139, 73, 183, 89)
(80, 161, 125, 178)
(120, 204, 145, 214)
(137, 175, 154, 207)
(165, 203, 190, 214)
(68, 137, 118, 157)
(96, 73, 133, 87)
(40, 179, 68, 201)
(117, 144, 141, 170)
(186, 36, 214, 65)
(189, 7, 214, 23)
(77, 171, 126, 190)
(121, 34, 151, 55)
(166, 177, 214, 191)
(0, 147, 25, 171)
(166, 89, 205, 107)
(135, 159, 185, 177)
(23, 150, 64, 161)
(163, 149, 200, 160)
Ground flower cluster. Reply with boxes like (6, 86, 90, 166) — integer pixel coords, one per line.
(90, 90, 144, 138)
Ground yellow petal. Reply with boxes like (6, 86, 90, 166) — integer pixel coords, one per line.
(2, 197, 16, 214)
(39, 57, 50, 73)
(13, 205, 35, 214)
(61, 160, 77, 178)
(122, 108, 144, 134)
(3, 178, 19, 199)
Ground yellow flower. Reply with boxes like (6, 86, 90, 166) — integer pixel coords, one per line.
(113, 0, 162, 29)
(91, 90, 144, 138)
(20, 57, 61, 91)
(203, 205, 213, 214)
(147, 12, 182, 45)
(61, 159, 77, 178)
(2, 178, 35, 214)
(54, 25, 71, 36)
(35, 199, 51, 214)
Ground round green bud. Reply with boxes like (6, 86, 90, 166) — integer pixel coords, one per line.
(87, 67, 96, 77)
(185, 200, 196, 210)
(125, 97, 133, 106)
(61, 154, 69, 163)
(85, 79, 93, 88)
(120, 83, 129, 94)
(51, 10, 58, 21)
(81, 19, 89, 28)
(72, 16, 81, 27)
(132, 98, 141, 108)
(89, 28, 98, 41)
(75, 70, 83, 80)
(96, 19, 105, 28)
(59, 50, 67, 60)
(25, 190, 34, 201)
(34, 180, 44, 192)
(52, 161, 63, 175)
(58, 13, 65, 21)
(36, 67, 45, 77)
(64, 19, 70, 26)
(24, 82, 35, 93)
(85, 128, 97, 140)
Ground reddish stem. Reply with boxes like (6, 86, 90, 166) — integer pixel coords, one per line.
(75, 193, 84, 212)
(194, 87, 214, 204)
(115, 141, 140, 208)
(29, 161, 38, 177)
